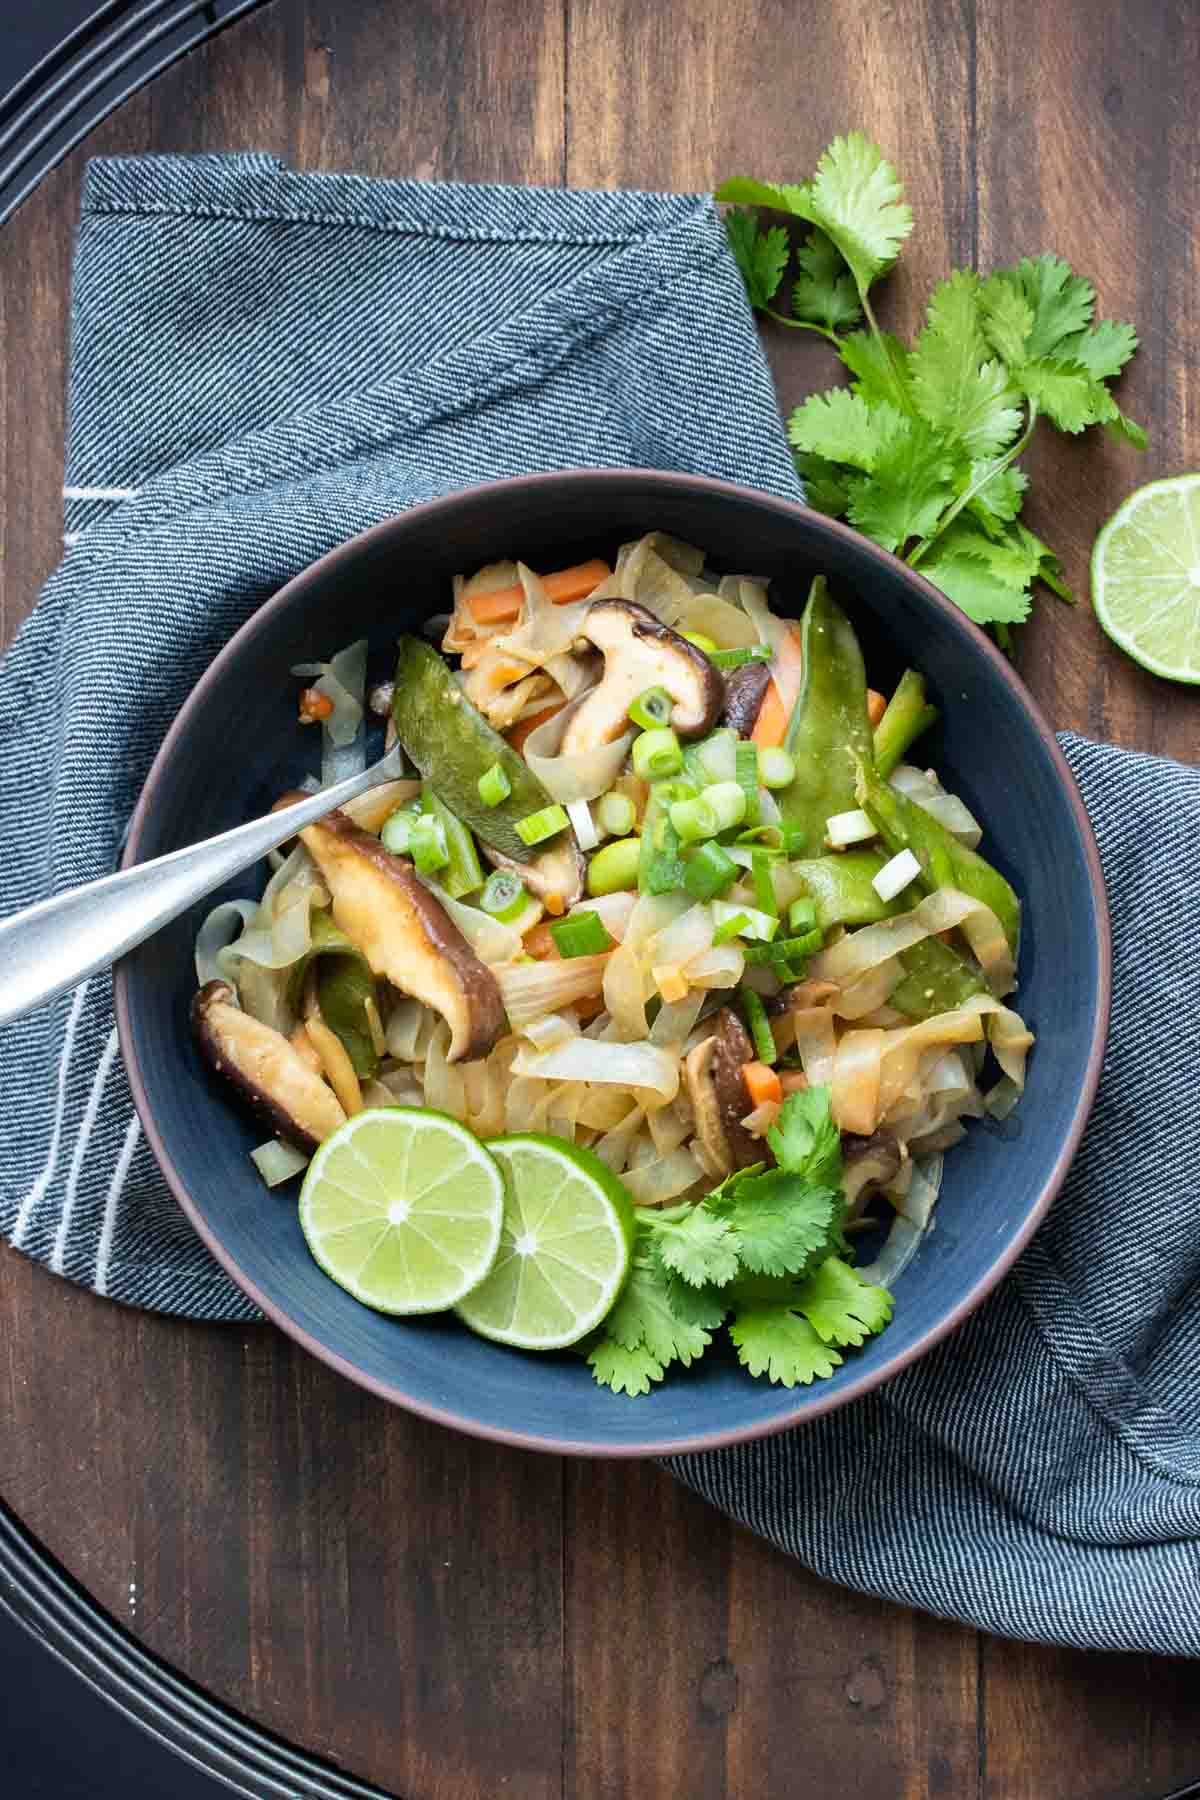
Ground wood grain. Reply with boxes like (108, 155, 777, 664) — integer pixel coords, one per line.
(2, 2, 1199, 1796)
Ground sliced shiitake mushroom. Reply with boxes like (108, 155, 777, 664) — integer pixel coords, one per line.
(192, 979, 346, 1153)
(683, 1006, 763, 1178)
(482, 833, 586, 910)
(295, 805, 505, 1062)
(722, 659, 773, 736)
(561, 600, 724, 754)
(841, 1132, 903, 1210)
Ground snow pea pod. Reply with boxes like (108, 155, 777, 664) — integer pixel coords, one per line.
(890, 935, 985, 1019)
(788, 851, 903, 931)
(286, 911, 380, 1078)
(856, 760, 1021, 951)
(779, 578, 874, 857)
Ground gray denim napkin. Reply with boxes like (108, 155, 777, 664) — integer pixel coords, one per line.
(1, 154, 1195, 1655)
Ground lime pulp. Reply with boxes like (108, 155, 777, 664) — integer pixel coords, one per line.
(1091, 474, 1200, 684)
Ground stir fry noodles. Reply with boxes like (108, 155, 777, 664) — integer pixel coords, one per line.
(193, 534, 1033, 1386)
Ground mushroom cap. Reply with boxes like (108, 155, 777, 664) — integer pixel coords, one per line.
(561, 599, 724, 754)
(192, 979, 347, 1153)
(722, 659, 773, 736)
(683, 1006, 764, 1178)
(296, 806, 506, 1063)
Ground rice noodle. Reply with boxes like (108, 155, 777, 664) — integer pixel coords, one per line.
(832, 1028, 885, 1135)
(592, 1103, 645, 1172)
(890, 765, 982, 847)
(512, 1037, 681, 1102)
(422, 884, 524, 965)
(195, 899, 258, 986)
(622, 1144, 704, 1206)
(811, 885, 1015, 998)
(341, 778, 421, 833)
(523, 685, 633, 802)
(522, 1011, 580, 1051)
(497, 954, 610, 1029)
(791, 1007, 839, 1083)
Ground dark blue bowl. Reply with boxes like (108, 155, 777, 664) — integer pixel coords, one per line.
(115, 470, 1109, 1456)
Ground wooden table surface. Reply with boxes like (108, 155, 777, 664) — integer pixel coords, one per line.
(2, 2, 1199, 1795)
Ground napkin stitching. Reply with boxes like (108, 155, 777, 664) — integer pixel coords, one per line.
(80, 194, 707, 252)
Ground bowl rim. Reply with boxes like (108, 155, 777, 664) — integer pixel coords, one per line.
(114, 467, 1112, 1458)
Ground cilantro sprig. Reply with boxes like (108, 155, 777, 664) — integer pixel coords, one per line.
(586, 1086, 893, 1396)
(716, 133, 1145, 644)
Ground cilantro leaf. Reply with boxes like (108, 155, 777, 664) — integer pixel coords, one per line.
(601, 1251, 714, 1368)
(662, 1277, 729, 1330)
(909, 272, 1023, 458)
(792, 229, 862, 332)
(587, 1339, 665, 1397)
(709, 1169, 841, 1278)
(648, 1207, 741, 1288)
(838, 328, 913, 411)
(787, 388, 891, 471)
(729, 1302, 844, 1386)
(978, 277, 1034, 367)
(1060, 317, 1138, 381)
(1014, 358, 1098, 433)
(766, 1084, 843, 1187)
(995, 254, 1096, 358)
(715, 177, 813, 216)
(793, 452, 850, 517)
(793, 1256, 894, 1346)
(919, 548, 1033, 625)
(807, 133, 913, 293)
(964, 458, 1029, 533)
(723, 211, 789, 310)
(845, 418, 957, 553)
(1103, 409, 1148, 452)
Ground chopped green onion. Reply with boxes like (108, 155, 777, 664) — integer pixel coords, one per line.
(750, 848, 779, 918)
(632, 727, 683, 782)
(654, 777, 699, 810)
(380, 803, 422, 856)
(670, 795, 719, 844)
(595, 791, 636, 838)
(629, 686, 675, 731)
(825, 807, 877, 849)
(701, 780, 747, 833)
(688, 727, 736, 786)
(712, 900, 778, 942)
(588, 836, 642, 897)
(712, 910, 754, 945)
(682, 840, 738, 902)
(515, 804, 570, 847)
(477, 762, 512, 807)
(638, 788, 684, 895)
(708, 645, 771, 670)
(787, 896, 818, 935)
(549, 911, 615, 958)
(757, 746, 796, 790)
(409, 813, 449, 875)
(781, 824, 808, 857)
(422, 785, 483, 898)
(741, 987, 777, 1065)
(734, 826, 783, 849)
(681, 631, 719, 654)
(480, 869, 529, 921)
(735, 741, 761, 828)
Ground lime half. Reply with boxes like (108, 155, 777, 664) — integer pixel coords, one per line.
(1092, 474, 1200, 683)
(299, 1108, 504, 1314)
(455, 1135, 636, 1350)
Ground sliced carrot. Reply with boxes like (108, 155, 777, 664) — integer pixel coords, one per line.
(651, 964, 689, 1004)
(523, 921, 560, 960)
(467, 559, 611, 625)
(506, 703, 563, 753)
(867, 688, 887, 727)
(741, 1060, 783, 1107)
(780, 1070, 810, 1096)
(751, 626, 803, 748)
